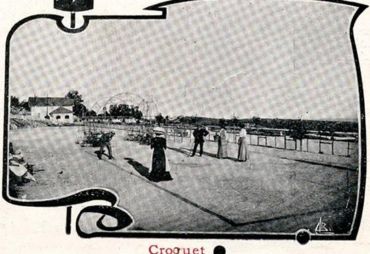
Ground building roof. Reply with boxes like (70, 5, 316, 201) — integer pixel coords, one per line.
(28, 97, 74, 107)
(49, 106, 73, 115)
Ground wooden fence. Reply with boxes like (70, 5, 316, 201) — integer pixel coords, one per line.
(83, 122, 358, 157)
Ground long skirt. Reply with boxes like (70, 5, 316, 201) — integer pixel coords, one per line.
(237, 137, 248, 161)
(217, 139, 228, 158)
(149, 148, 172, 181)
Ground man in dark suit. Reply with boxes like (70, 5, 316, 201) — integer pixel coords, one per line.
(191, 125, 209, 157)
(97, 131, 115, 160)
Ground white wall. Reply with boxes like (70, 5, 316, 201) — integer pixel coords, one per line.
(31, 106, 73, 119)
(51, 113, 74, 124)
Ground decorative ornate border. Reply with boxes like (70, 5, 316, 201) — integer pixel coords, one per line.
(2, 0, 367, 244)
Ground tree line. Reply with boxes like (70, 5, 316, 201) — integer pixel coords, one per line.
(10, 96, 30, 111)
(164, 115, 358, 133)
(247, 117, 357, 133)
(11, 91, 358, 133)
(10, 91, 145, 120)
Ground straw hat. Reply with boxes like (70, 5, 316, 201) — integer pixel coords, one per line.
(153, 127, 165, 135)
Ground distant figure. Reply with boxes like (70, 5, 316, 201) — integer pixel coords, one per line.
(191, 125, 209, 157)
(237, 124, 248, 161)
(97, 131, 115, 160)
(9, 142, 14, 154)
(149, 127, 172, 181)
(217, 125, 228, 159)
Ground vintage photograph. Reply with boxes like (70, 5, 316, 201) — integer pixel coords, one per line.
(5, 0, 365, 238)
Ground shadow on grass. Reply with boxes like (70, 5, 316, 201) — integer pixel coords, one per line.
(124, 157, 150, 179)
(94, 150, 114, 160)
(124, 157, 173, 182)
(168, 146, 239, 161)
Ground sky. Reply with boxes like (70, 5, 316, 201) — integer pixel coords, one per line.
(9, 0, 360, 120)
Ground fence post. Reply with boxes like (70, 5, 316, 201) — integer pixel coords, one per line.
(332, 140, 334, 155)
(189, 129, 192, 144)
(347, 142, 350, 157)
(284, 135, 287, 149)
(306, 138, 309, 152)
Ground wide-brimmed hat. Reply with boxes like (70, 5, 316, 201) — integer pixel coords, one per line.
(153, 127, 165, 135)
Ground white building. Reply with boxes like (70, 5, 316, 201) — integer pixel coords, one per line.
(28, 97, 74, 124)
(49, 106, 74, 124)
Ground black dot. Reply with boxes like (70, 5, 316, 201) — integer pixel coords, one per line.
(297, 231, 310, 245)
(214, 245, 226, 254)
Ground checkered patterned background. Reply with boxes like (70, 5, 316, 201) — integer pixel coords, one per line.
(9, 0, 359, 120)
(7, 0, 361, 225)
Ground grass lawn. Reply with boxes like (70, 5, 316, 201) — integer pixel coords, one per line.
(8, 126, 358, 234)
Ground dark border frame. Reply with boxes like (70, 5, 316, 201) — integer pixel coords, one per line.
(2, 0, 367, 242)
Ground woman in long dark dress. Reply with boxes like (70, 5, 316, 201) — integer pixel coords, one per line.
(149, 128, 172, 181)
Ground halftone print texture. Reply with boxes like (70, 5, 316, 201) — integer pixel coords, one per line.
(10, 0, 358, 120)
(7, 0, 362, 234)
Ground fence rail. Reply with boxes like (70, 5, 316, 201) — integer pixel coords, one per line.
(82, 122, 358, 157)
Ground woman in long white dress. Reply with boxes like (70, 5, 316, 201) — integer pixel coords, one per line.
(237, 124, 248, 161)
(217, 125, 228, 159)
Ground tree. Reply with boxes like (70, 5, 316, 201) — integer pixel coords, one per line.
(155, 113, 165, 125)
(19, 100, 30, 111)
(231, 116, 240, 127)
(316, 121, 326, 137)
(109, 104, 143, 120)
(10, 96, 30, 112)
(190, 116, 197, 125)
(11, 96, 20, 107)
(251, 116, 261, 127)
(74, 103, 88, 117)
(66, 90, 83, 104)
(86, 110, 97, 116)
(65, 90, 87, 117)
(133, 106, 143, 120)
(289, 120, 307, 150)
